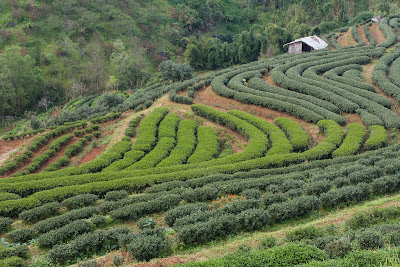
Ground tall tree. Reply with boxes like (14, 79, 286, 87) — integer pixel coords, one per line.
(0, 46, 44, 121)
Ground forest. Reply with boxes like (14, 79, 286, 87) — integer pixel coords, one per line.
(0, 0, 395, 123)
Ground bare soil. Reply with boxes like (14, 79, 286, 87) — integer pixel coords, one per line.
(369, 23, 386, 45)
(337, 29, 357, 47)
(357, 24, 369, 45)
(76, 144, 107, 166)
(35, 137, 79, 173)
(362, 63, 400, 116)
(0, 137, 31, 165)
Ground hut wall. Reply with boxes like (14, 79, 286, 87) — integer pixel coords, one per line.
(288, 42, 302, 55)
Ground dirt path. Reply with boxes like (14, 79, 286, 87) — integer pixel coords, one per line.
(369, 23, 386, 45)
(357, 24, 369, 45)
(362, 62, 400, 116)
(0, 136, 37, 165)
(337, 29, 357, 47)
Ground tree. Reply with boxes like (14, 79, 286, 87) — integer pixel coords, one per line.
(110, 39, 149, 89)
(0, 46, 44, 122)
(184, 43, 204, 70)
(237, 31, 261, 64)
(264, 24, 291, 56)
(159, 60, 194, 82)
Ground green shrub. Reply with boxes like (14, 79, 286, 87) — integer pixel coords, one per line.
(164, 203, 209, 226)
(325, 237, 352, 258)
(92, 131, 101, 138)
(34, 206, 99, 233)
(105, 190, 129, 201)
(0, 256, 25, 267)
(90, 215, 107, 226)
(258, 236, 277, 249)
(267, 195, 317, 222)
(112, 255, 124, 267)
(61, 194, 99, 210)
(0, 193, 20, 202)
(357, 230, 384, 250)
(73, 130, 85, 137)
(285, 226, 324, 242)
(127, 235, 170, 262)
(365, 125, 388, 150)
(37, 220, 94, 248)
(332, 123, 366, 158)
(19, 202, 61, 224)
(274, 117, 309, 152)
(158, 119, 197, 167)
(241, 188, 262, 199)
(238, 208, 270, 230)
(6, 228, 35, 243)
(0, 217, 13, 233)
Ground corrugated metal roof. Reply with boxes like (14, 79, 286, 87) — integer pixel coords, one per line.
(283, 35, 328, 50)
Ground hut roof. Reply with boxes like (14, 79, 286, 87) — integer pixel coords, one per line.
(371, 15, 381, 23)
(283, 35, 328, 50)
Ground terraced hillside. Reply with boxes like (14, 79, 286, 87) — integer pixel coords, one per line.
(2, 15, 400, 267)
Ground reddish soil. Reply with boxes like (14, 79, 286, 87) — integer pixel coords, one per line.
(0, 133, 70, 177)
(337, 29, 357, 47)
(34, 137, 80, 173)
(357, 25, 369, 45)
(76, 144, 107, 166)
(0, 137, 32, 165)
(369, 23, 386, 45)
(342, 113, 366, 126)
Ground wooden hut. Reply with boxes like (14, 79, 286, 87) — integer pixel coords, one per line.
(283, 36, 328, 55)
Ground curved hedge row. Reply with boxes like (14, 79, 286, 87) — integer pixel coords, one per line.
(372, 49, 400, 102)
(124, 114, 144, 138)
(356, 109, 384, 126)
(158, 113, 180, 139)
(190, 104, 269, 163)
(0, 123, 85, 175)
(365, 125, 388, 150)
(126, 137, 176, 170)
(229, 110, 292, 155)
(158, 120, 197, 167)
(0, 144, 397, 217)
(132, 107, 169, 152)
(377, 17, 397, 48)
(272, 55, 360, 113)
(351, 25, 365, 46)
(248, 77, 339, 112)
(212, 71, 328, 124)
(37, 219, 93, 248)
(248, 78, 344, 124)
(274, 117, 309, 152)
(18, 134, 74, 175)
(303, 120, 346, 160)
(324, 64, 376, 92)
(389, 55, 400, 88)
(45, 138, 89, 172)
(89, 112, 121, 124)
(187, 127, 219, 164)
(299, 54, 400, 128)
(102, 150, 145, 172)
(2, 128, 45, 141)
(342, 69, 363, 81)
(364, 22, 376, 46)
(332, 123, 366, 158)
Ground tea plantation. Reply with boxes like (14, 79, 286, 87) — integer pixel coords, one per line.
(2, 15, 400, 267)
